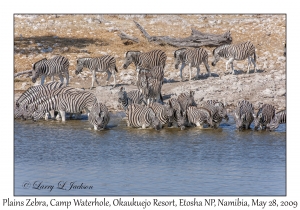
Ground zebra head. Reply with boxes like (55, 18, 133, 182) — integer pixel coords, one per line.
(31, 59, 46, 83)
(123, 51, 140, 69)
(211, 47, 221, 66)
(234, 112, 245, 131)
(75, 58, 85, 75)
(163, 103, 174, 122)
(149, 110, 162, 131)
(215, 102, 229, 122)
(95, 112, 107, 130)
(32, 108, 45, 122)
(117, 87, 128, 110)
(266, 117, 277, 131)
(174, 48, 186, 69)
(253, 112, 262, 130)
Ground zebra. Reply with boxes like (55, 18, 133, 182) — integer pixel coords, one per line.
(168, 98, 186, 130)
(117, 87, 145, 111)
(201, 99, 229, 128)
(266, 110, 286, 131)
(137, 69, 163, 104)
(126, 104, 162, 130)
(253, 104, 276, 130)
(148, 101, 174, 127)
(211, 41, 257, 74)
(177, 91, 197, 114)
(75, 55, 118, 89)
(234, 100, 254, 130)
(32, 91, 97, 122)
(174, 48, 211, 81)
(88, 102, 110, 130)
(123, 49, 167, 81)
(186, 106, 213, 128)
(31, 55, 69, 86)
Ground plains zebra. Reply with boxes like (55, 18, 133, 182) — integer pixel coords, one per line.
(123, 49, 167, 80)
(32, 91, 97, 122)
(177, 91, 197, 114)
(253, 104, 275, 130)
(168, 98, 186, 130)
(126, 104, 162, 130)
(211, 41, 257, 74)
(148, 102, 173, 126)
(137, 70, 163, 104)
(234, 100, 254, 130)
(266, 110, 286, 131)
(75, 55, 118, 89)
(174, 48, 211, 81)
(88, 102, 110, 130)
(201, 100, 229, 128)
(117, 87, 145, 111)
(31, 55, 69, 86)
(186, 106, 213, 128)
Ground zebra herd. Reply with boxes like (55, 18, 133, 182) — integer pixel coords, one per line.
(15, 40, 285, 132)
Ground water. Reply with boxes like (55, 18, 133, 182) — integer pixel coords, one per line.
(14, 113, 286, 196)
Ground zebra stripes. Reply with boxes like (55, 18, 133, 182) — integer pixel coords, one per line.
(177, 91, 197, 113)
(31, 55, 69, 86)
(126, 104, 162, 130)
(266, 110, 286, 131)
(88, 102, 110, 130)
(148, 102, 173, 126)
(75, 55, 118, 89)
(117, 87, 145, 111)
(253, 104, 275, 130)
(202, 99, 229, 128)
(174, 48, 211, 81)
(234, 100, 254, 130)
(212, 41, 257, 74)
(168, 98, 186, 130)
(32, 90, 97, 122)
(123, 49, 167, 80)
(186, 106, 213, 128)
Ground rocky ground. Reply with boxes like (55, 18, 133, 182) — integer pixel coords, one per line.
(14, 14, 286, 114)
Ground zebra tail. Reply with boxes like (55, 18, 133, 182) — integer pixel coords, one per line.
(115, 66, 118, 73)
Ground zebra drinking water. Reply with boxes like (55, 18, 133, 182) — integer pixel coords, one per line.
(117, 87, 145, 111)
(211, 41, 257, 74)
(174, 48, 211, 81)
(31, 55, 69, 86)
(148, 101, 174, 127)
(186, 106, 213, 128)
(75, 55, 118, 89)
(123, 49, 167, 81)
(88, 102, 110, 130)
(168, 98, 187, 130)
(234, 100, 254, 130)
(126, 104, 162, 130)
(266, 110, 286, 131)
(253, 104, 276, 130)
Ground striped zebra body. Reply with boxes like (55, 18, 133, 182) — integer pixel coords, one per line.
(31, 55, 69, 86)
(253, 104, 276, 130)
(32, 91, 97, 122)
(174, 48, 211, 81)
(123, 49, 167, 81)
(148, 102, 173, 126)
(88, 102, 110, 130)
(186, 106, 213, 128)
(177, 91, 197, 114)
(75, 55, 118, 89)
(168, 98, 186, 130)
(202, 100, 229, 128)
(266, 110, 286, 131)
(117, 87, 145, 111)
(212, 41, 257, 74)
(126, 104, 162, 130)
(234, 100, 254, 130)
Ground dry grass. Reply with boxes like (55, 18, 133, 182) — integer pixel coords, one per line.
(14, 14, 286, 89)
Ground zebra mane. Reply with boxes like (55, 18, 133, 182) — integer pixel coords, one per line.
(174, 48, 186, 58)
(33, 58, 47, 69)
(125, 51, 141, 57)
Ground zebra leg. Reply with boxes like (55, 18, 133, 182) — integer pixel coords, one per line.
(91, 70, 96, 89)
(204, 61, 211, 77)
(227, 58, 235, 74)
(106, 70, 112, 86)
(196, 67, 200, 79)
(180, 63, 186, 81)
(247, 56, 251, 74)
(65, 71, 69, 86)
(40, 75, 46, 85)
(189, 64, 193, 81)
(58, 74, 64, 84)
(250, 56, 257, 72)
(51, 75, 54, 82)
(59, 110, 66, 122)
(49, 110, 55, 119)
(112, 70, 116, 88)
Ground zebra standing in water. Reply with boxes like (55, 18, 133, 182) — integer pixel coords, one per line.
(32, 91, 97, 122)
(88, 102, 110, 130)
(174, 48, 211, 81)
(253, 104, 276, 130)
(126, 104, 162, 130)
(266, 110, 286, 131)
(148, 102, 174, 127)
(234, 100, 254, 131)
(177, 91, 197, 114)
(123, 49, 167, 81)
(117, 87, 145, 111)
(201, 100, 229, 128)
(186, 106, 213, 128)
(75, 55, 118, 89)
(168, 98, 187, 130)
(31, 55, 69, 86)
(211, 41, 257, 74)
